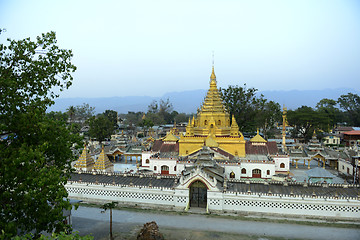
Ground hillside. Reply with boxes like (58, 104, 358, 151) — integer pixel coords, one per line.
(48, 88, 359, 114)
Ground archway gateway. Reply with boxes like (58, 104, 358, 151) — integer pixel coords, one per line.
(189, 180, 207, 208)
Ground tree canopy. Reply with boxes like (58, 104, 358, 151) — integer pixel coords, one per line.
(66, 103, 95, 124)
(220, 84, 281, 135)
(337, 93, 360, 126)
(287, 106, 331, 141)
(146, 98, 174, 125)
(0, 31, 78, 238)
(88, 110, 118, 142)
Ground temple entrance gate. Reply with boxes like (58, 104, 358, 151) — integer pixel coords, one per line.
(189, 180, 207, 208)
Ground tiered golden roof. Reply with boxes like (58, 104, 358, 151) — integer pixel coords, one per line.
(94, 145, 113, 171)
(179, 66, 245, 157)
(74, 144, 94, 170)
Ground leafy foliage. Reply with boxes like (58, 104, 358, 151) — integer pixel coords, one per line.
(66, 103, 95, 124)
(12, 232, 94, 240)
(46, 111, 68, 123)
(220, 84, 281, 135)
(103, 110, 118, 128)
(88, 111, 117, 142)
(287, 106, 331, 141)
(101, 202, 118, 240)
(337, 93, 360, 126)
(0, 32, 78, 238)
(315, 98, 343, 128)
(146, 98, 174, 125)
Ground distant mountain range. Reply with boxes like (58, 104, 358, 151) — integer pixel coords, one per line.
(48, 88, 360, 114)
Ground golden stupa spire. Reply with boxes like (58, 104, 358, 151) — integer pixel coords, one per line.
(210, 51, 216, 84)
(231, 115, 239, 127)
(210, 66, 216, 83)
(94, 144, 113, 171)
(230, 115, 239, 136)
(74, 143, 95, 170)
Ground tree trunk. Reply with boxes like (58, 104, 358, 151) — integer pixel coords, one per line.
(110, 208, 113, 240)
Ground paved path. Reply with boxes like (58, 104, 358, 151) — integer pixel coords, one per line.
(72, 206, 360, 240)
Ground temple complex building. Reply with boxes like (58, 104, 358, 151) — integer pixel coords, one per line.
(179, 67, 246, 157)
(67, 66, 359, 219)
(141, 67, 290, 179)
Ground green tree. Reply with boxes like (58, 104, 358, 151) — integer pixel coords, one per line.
(220, 84, 280, 134)
(122, 111, 143, 127)
(75, 103, 95, 123)
(158, 98, 174, 123)
(147, 100, 158, 114)
(220, 84, 260, 133)
(0, 31, 78, 238)
(88, 114, 115, 142)
(146, 111, 165, 125)
(66, 105, 76, 123)
(101, 201, 118, 240)
(146, 98, 174, 124)
(287, 106, 331, 142)
(316, 98, 343, 128)
(103, 109, 118, 128)
(337, 93, 360, 126)
(46, 111, 68, 123)
(256, 100, 281, 139)
(174, 112, 191, 123)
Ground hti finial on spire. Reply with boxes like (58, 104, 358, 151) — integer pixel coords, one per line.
(210, 52, 216, 83)
(212, 51, 214, 67)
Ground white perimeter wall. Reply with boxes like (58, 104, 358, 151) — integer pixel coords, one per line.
(65, 182, 360, 219)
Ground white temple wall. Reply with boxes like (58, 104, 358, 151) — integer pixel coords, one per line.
(273, 156, 290, 172)
(176, 163, 186, 174)
(221, 193, 360, 219)
(65, 183, 360, 219)
(224, 165, 242, 179)
(207, 191, 224, 211)
(240, 162, 275, 179)
(66, 183, 175, 208)
(148, 158, 177, 174)
(141, 152, 153, 167)
(174, 189, 189, 209)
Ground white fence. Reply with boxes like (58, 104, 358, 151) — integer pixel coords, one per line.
(65, 182, 360, 219)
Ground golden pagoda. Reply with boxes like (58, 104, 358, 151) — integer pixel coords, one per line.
(94, 145, 113, 172)
(179, 66, 246, 157)
(74, 144, 95, 171)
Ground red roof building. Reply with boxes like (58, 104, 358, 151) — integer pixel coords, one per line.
(343, 131, 360, 147)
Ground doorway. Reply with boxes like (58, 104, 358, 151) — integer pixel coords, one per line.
(189, 180, 207, 208)
(161, 165, 169, 175)
(252, 169, 261, 178)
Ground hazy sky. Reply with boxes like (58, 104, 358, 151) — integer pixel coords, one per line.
(1, 0, 360, 98)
